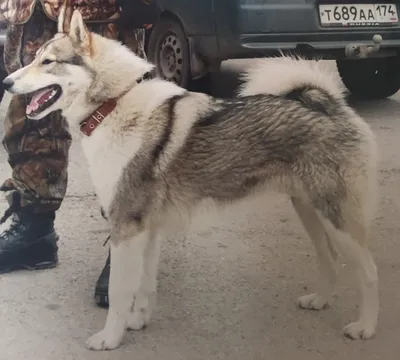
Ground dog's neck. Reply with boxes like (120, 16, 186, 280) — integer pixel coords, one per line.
(62, 96, 99, 128)
(80, 98, 118, 136)
(64, 71, 154, 136)
(79, 71, 153, 136)
(62, 34, 155, 133)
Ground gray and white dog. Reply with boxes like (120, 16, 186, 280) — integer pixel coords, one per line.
(3, 8, 379, 351)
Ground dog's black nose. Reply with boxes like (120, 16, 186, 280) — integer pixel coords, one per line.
(2, 77, 14, 91)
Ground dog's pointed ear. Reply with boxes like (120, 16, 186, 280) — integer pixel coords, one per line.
(57, 3, 66, 33)
(69, 10, 90, 51)
(57, 1, 73, 33)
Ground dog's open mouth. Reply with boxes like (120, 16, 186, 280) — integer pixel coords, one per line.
(26, 84, 62, 117)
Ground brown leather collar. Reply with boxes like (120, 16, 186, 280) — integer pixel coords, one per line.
(80, 98, 117, 136)
(79, 71, 153, 136)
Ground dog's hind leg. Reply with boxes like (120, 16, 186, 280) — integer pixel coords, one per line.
(127, 230, 161, 331)
(86, 224, 150, 351)
(291, 197, 338, 310)
(318, 200, 378, 340)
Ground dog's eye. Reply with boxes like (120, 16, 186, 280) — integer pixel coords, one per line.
(42, 59, 55, 65)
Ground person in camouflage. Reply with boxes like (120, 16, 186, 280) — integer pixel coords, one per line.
(0, 0, 160, 308)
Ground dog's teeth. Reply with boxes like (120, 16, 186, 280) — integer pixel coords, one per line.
(43, 90, 57, 103)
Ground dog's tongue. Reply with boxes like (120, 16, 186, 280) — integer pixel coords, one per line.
(26, 88, 53, 115)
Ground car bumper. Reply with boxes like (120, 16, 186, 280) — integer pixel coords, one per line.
(215, 29, 400, 60)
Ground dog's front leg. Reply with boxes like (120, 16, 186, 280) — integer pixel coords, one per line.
(127, 231, 161, 331)
(86, 228, 150, 351)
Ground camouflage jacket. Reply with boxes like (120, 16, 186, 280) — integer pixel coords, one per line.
(0, 0, 119, 25)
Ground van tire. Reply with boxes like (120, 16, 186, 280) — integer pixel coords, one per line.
(147, 17, 192, 88)
(337, 57, 400, 100)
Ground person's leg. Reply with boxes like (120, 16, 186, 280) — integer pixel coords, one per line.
(93, 26, 148, 307)
(0, 7, 71, 273)
(0, 45, 7, 103)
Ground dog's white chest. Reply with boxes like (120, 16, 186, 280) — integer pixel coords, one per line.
(81, 126, 141, 212)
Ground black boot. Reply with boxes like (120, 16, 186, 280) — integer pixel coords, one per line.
(94, 250, 110, 308)
(0, 210, 59, 274)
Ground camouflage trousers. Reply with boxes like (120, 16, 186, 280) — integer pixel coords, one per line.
(1, 5, 146, 213)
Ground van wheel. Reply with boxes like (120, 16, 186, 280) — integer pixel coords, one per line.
(337, 57, 400, 100)
(147, 17, 214, 93)
(148, 17, 192, 88)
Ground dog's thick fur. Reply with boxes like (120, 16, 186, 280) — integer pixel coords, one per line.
(4, 9, 379, 351)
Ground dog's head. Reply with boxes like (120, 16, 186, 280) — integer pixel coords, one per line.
(3, 7, 153, 122)
(3, 8, 97, 120)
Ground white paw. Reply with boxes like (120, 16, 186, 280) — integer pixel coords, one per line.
(297, 293, 328, 310)
(343, 321, 376, 340)
(127, 310, 149, 331)
(85, 329, 124, 351)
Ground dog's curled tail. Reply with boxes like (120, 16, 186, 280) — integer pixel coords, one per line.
(238, 55, 347, 115)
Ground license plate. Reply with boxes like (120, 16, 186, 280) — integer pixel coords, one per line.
(319, 3, 399, 27)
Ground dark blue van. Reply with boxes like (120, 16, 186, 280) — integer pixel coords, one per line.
(147, 0, 400, 99)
